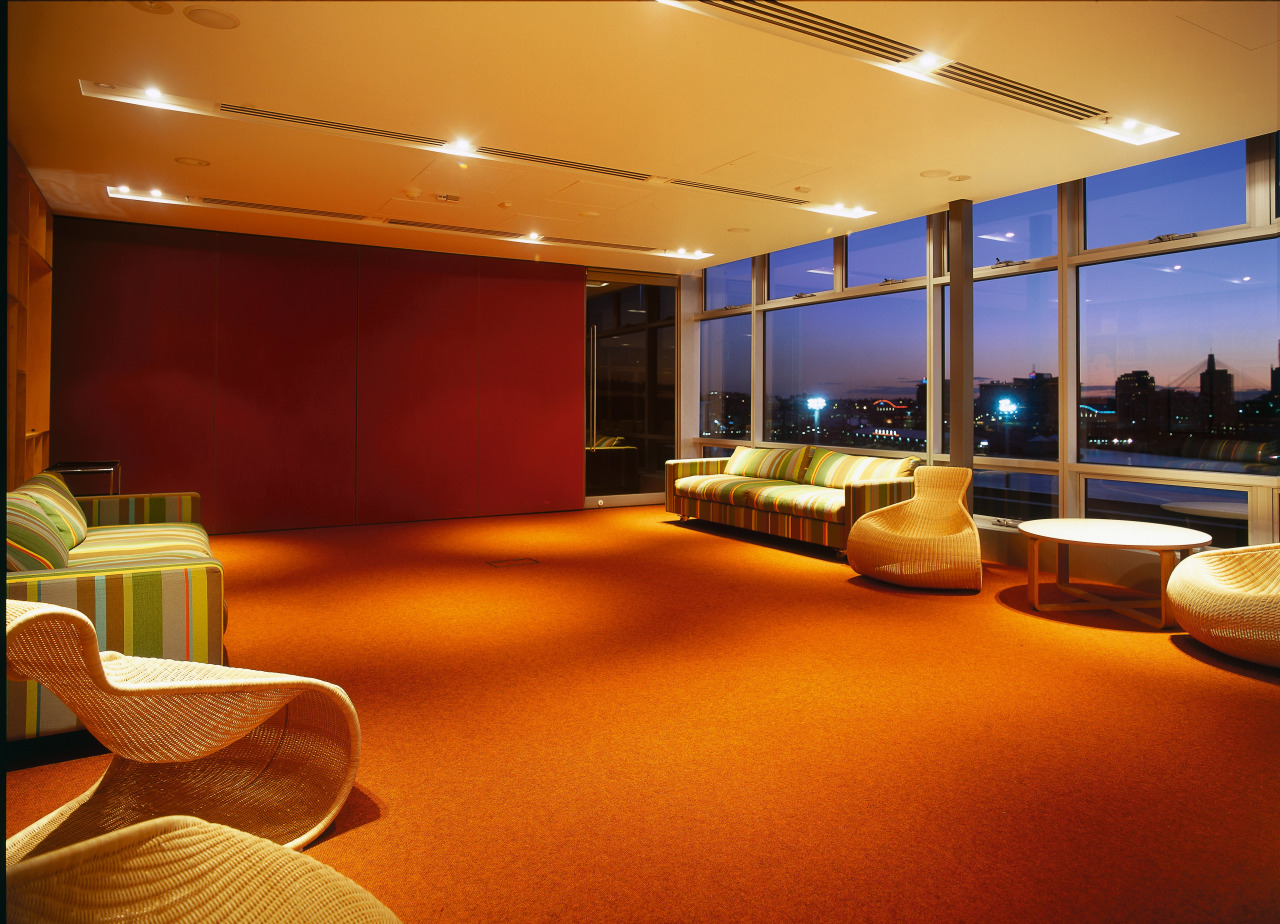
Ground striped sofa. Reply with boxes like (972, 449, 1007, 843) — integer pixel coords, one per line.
(6, 472, 225, 742)
(666, 446, 921, 552)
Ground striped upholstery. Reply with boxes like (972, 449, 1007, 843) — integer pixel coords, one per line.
(802, 449, 920, 488)
(723, 446, 812, 481)
(68, 524, 215, 566)
(18, 473, 89, 548)
(743, 483, 847, 523)
(672, 475, 795, 506)
(8, 479, 222, 742)
(665, 454, 918, 551)
(7, 560, 226, 740)
(78, 493, 202, 527)
(7, 494, 71, 571)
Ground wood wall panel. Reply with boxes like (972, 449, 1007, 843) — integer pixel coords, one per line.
(477, 260, 584, 516)
(50, 219, 219, 520)
(214, 234, 358, 533)
(356, 247, 481, 524)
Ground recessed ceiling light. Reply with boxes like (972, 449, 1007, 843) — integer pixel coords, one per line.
(118, 185, 131, 194)
(174, 156, 210, 166)
(150, 189, 163, 197)
(144, 87, 163, 99)
(183, 6, 240, 29)
(95, 82, 117, 90)
(1081, 114, 1177, 145)
(919, 169, 950, 178)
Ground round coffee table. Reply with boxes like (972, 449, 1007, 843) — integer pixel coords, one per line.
(1017, 518, 1212, 628)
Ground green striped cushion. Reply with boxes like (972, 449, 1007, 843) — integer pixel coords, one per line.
(742, 483, 847, 522)
(69, 523, 213, 566)
(22, 473, 89, 537)
(15, 487, 88, 549)
(6, 493, 71, 571)
(723, 446, 812, 481)
(801, 450, 921, 487)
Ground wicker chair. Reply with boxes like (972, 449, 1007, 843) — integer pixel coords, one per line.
(1166, 543, 1280, 668)
(6, 815, 399, 923)
(847, 465, 982, 590)
(5, 600, 360, 866)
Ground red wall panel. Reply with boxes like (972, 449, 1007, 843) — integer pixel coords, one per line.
(214, 234, 358, 533)
(50, 219, 585, 534)
(356, 248, 481, 524)
(477, 260, 584, 516)
(50, 219, 220, 522)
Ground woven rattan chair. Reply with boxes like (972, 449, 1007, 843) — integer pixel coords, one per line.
(6, 600, 360, 866)
(6, 815, 399, 923)
(847, 465, 982, 590)
(1166, 543, 1280, 668)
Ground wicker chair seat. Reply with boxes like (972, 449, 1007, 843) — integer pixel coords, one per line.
(6, 815, 399, 923)
(847, 465, 983, 590)
(1166, 543, 1280, 668)
(6, 600, 360, 866)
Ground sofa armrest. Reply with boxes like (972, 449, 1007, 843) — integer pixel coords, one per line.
(7, 559, 225, 664)
(7, 558, 227, 741)
(76, 493, 203, 527)
(665, 458, 730, 508)
(844, 477, 916, 524)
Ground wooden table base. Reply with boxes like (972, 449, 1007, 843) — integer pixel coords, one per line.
(1026, 539, 1185, 629)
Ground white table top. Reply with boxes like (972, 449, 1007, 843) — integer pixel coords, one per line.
(1018, 517, 1212, 550)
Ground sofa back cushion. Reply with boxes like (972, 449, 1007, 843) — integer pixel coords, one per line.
(801, 450, 921, 488)
(18, 474, 88, 549)
(723, 446, 812, 482)
(7, 493, 71, 571)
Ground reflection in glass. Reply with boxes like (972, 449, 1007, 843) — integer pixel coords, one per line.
(1085, 140, 1246, 250)
(700, 314, 751, 440)
(705, 258, 752, 311)
(1078, 239, 1279, 476)
(764, 291, 927, 450)
(972, 186, 1057, 267)
(587, 283, 677, 496)
(1085, 479, 1249, 548)
(768, 240, 836, 301)
(973, 471, 1059, 521)
(847, 217, 927, 287)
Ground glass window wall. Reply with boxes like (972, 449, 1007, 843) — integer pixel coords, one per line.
(1078, 238, 1279, 476)
(764, 291, 927, 451)
(972, 186, 1057, 267)
(704, 258, 752, 311)
(768, 240, 836, 301)
(699, 313, 751, 440)
(1084, 140, 1247, 250)
(846, 217, 927, 287)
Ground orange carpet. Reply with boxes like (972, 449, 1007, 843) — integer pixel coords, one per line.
(8, 506, 1280, 922)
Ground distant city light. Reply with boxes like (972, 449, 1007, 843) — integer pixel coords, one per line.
(997, 398, 1019, 415)
(807, 397, 827, 411)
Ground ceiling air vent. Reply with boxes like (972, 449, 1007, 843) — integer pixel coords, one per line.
(540, 236, 656, 252)
(477, 147, 650, 182)
(219, 104, 448, 146)
(934, 63, 1105, 120)
(668, 179, 810, 205)
(700, 0, 918, 62)
(384, 219, 518, 238)
(200, 198, 366, 220)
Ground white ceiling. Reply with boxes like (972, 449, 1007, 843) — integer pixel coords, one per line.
(7, 0, 1278, 273)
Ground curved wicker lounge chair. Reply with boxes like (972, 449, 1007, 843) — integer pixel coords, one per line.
(6, 600, 360, 866)
(1166, 543, 1280, 668)
(7, 815, 399, 923)
(847, 465, 983, 590)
